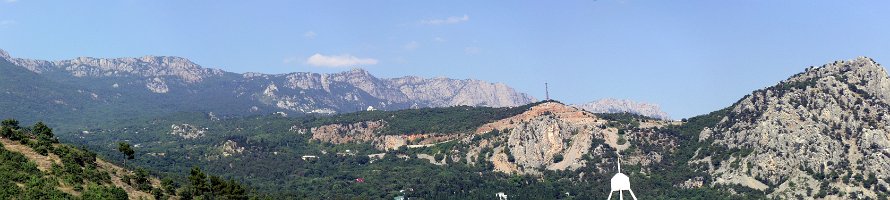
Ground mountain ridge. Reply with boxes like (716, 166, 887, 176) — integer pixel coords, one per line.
(0, 48, 536, 130)
(572, 98, 671, 120)
(698, 56, 890, 199)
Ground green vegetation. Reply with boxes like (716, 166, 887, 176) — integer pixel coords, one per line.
(1, 118, 259, 200)
(117, 142, 135, 160)
(180, 167, 248, 200)
(300, 101, 548, 135)
(47, 101, 771, 199)
(1, 120, 79, 199)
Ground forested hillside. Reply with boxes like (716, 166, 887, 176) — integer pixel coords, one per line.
(50, 57, 890, 199)
(0, 119, 257, 200)
(60, 101, 765, 199)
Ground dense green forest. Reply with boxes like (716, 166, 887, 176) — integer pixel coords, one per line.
(0, 119, 259, 200)
(42, 102, 769, 199)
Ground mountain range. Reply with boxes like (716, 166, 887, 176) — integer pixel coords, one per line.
(0, 48, 535, 129)
(573, 98, 671, 120)
(3, 48, 889, 199)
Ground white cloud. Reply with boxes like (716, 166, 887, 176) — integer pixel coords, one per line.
(403, 41, 419, 50)
(306, 53, 378, 67)
(464, 47, 481, 55)
(5, 0, 17, 3)
(433, 37, 446, 42)
(421, 14, 469, 25)
(303, 31, 317, 39)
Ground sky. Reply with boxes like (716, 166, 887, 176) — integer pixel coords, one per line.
(2, 1, 890, 118)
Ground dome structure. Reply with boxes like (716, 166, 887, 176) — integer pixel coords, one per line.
(607, 156, 637, 200)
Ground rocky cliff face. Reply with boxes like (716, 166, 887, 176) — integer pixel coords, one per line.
(0, 48, 535, 126)
(471, 102, 610, 174)
(253, 69, 537, 113)
(463, 102, 673, 175)
(699, 57, 890, 199)
(573, 98, 670, 120)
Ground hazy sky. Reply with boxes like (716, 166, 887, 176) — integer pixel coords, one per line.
(2, 1, 889, 118)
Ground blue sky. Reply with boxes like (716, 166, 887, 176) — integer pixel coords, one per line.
(2, 1, 890, 118)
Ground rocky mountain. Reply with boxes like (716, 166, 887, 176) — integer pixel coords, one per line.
(573, 98, 671, 120)
(697, 57, 890, 199)
(9, 46, 889, 199)
(465, 102, 665, 175)
(281, 57, 890, 199)
(446, 57, 890, 199)
(0, 48, 535, 129)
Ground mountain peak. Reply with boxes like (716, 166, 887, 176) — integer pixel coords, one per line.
(0, 48, 9, 60)
(338, 68, 372, 77)
(701, 57, 890, 198)
(573, 98, 670, 120)
(778, 57, 890, 101)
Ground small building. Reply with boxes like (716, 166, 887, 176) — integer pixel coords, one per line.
(496, 192, 507, 200)
(301, 155, 318, 161)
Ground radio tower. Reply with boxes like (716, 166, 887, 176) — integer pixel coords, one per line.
(545, 82, 550, 100)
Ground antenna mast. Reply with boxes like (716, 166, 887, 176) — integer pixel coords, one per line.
(545, 82, 550, 100)
(618, 156, 621, 173)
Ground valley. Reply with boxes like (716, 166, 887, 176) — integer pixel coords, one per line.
(2, 50, 890, 199)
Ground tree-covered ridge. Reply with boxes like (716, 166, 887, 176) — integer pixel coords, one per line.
(298, 100, 551, 135)
(1, 118, 260, 200)
(58, 100, 775, 199)
(1, 119, 126, 199)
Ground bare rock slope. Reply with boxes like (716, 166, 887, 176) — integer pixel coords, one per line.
(700, 57, 890, 199)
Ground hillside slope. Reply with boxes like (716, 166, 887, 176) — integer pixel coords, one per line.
(0, 119, 257, 200)
(12, 55, 890, 199)
(695, 57, 890, 199)
(0, 123, 159, 199)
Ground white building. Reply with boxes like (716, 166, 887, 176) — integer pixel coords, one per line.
(607, 156, 637, 200)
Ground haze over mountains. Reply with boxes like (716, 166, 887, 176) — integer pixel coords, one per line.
(39, 56, 886, 199)
(0, 48, 680, 129)
(0, 49, 537, 127)
(573, 98, 671, 120)
(4, 47, 889, 199)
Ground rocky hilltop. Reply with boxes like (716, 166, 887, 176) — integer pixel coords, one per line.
(699, 57, 890, 199)
(51, 56, 890, 199)
(573, 98, 670, 120)
(288, 57, 890, 199)
(0, 48, 535, 128)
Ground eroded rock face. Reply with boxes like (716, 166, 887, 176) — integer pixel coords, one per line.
(220, 140, 245, 157)
(310, 121, 386, 145)
(703, 57, 890, 199)
(310, 121, 410, 151)
(468, 102, 612, 174)
(170, 124, 206, 139)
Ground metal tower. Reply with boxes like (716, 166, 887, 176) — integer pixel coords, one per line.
(545, 82, 550, 100)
